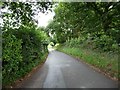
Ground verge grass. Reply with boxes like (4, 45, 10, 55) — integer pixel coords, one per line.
(58, 46, 119, 80)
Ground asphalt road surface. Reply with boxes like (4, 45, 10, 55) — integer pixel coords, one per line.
(16, 50, 118, 88)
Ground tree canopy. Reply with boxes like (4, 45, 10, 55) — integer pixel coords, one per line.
(46, 2, 120, 52)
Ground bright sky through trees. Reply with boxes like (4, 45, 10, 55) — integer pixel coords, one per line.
(0, 2, 56, 28)
(36, 11, 55, 27)
(0, 8, 55, 28)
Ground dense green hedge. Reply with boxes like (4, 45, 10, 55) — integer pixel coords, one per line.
(2, 25, 49, 86)
(2, 34, 23, 85)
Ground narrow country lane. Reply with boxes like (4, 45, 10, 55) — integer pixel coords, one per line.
(16, 50, 118, 88)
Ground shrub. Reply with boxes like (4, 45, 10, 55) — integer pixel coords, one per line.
(2, 34, 22, 85)
(2, 25, 49, 86)
(93, 35, 119, 52)
(65, 34, 119, 53)
(65, 36, 86, 47)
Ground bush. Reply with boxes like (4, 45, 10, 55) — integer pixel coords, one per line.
(93, 35, 119, 52)
(2, 34, 22, 85)
(65, 34, 119, 53)
(65, 36, 86, 47)
(2, 25, 49, 86)
(14, 26, 48, 73)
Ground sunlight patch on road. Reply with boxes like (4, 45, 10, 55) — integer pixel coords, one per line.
(48, 47, 55, 52)
(47, 44, 55, 52)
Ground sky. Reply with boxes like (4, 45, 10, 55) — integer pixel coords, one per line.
(0, 3, 56, 28)
(36, 10, 55, 27)
(0, 8, 55, 28)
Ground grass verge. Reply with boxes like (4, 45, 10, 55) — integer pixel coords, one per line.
(58, 46, 119, 81)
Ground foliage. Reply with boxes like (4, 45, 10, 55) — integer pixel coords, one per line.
(65, 34, 119, 53)
(93, 34, 119, 52)
(2, 25, 49, 86)
(46, 2, 120, 53)
(2, 34, 22, 85)
(1, 2, 53, 27)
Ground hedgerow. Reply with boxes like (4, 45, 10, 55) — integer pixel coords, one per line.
(2, 25, 49, 86)
(2, 34, 23, 85)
